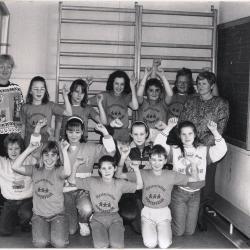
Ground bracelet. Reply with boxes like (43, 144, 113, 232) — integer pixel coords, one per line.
(215, 137, 223, 142)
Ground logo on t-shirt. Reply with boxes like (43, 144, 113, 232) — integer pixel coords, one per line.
(95, 193, 115, 213)
(12, 180, 25, 191)
(169, 102, 183, 117)
(30, 113, 47, 128)
(143, 107, 161, 126)
(108, 104, 126, 120)
(145, 185, 166, 206)
(35, 179, 53, 199)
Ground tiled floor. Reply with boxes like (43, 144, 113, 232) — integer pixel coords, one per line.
(0, 222, 235, 248)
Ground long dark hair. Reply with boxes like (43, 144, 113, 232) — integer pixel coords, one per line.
(26, 76, 49, 104)
(177, 121, 200, 156)
(106, 70, 131, 94)
(68, 79, 88, 107)
(173, 68, 195, 94)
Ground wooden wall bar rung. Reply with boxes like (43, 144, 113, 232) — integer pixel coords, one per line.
(141, 55, 212, 61)
(60, 39, 134, 46)
(59, 77, 106, 82)
(142, 42, 212, 49)
(142, 22, 213, 29)
(61, 18, 135, 26)
(62, 5, 135, 13)
(60, 64, 134, 71)
(60, 52, 134, 59)
(142, 9, 213, 17)
(60, 64, 203, 73)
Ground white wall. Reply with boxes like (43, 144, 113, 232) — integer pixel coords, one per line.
(215, 1, 250, 216)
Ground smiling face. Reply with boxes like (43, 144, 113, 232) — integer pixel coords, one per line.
(66, 126, 83, 145)
(71, 85, 85, 105)
(30, 81, 46, 105)
(130, 125, 148, 148)
(150, 153, 167, 174)
(7, 142, 21, 161)
(0, 62, 13, 84)
(180, 126, 195, 146)
(42, 150, 59, 170)
(146, 85, 161, 101)
(113, 77, 125, 96)
(197, 78, 213, 97)
(176, 75, 189, 94)
(99, 161, 116, 181)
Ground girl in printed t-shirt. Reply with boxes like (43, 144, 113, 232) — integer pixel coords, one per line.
(90, 70, 138, 141)
(12, 120, 71, 248)
(71, 155, 142, 248)
(55, 78, 107, 141)
(21, 76, 72, 146)
(154, 117, 227, 236)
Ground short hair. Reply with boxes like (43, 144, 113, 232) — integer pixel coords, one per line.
(196, 71, 216, 86)
(145, 78, 163, 93)
(150, 144, 168, 159)
(4, 133, 25, 156)
(65, 117, 85, 143)
(173, 67, 195, 94)
(106, 70, 131, 94)
(26, 76, 49, 104)
(0, 54, 15, 68)
(37, 141, 62, 169)
(68, 79, 88, 107)
(98, 155, 116, 177)
(130, 121, 150, 139)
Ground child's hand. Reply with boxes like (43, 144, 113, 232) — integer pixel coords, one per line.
(207, 120, 218, 132)
(155, 68, 166, 79)
(168, 117, 178, 129)
(96, 93, 103, 105)
(28, 141, 41, 151)
(86, 75, 94, 87)
(130, 161, 140, 172)
(130, 73, 138, 89)
(144, 67, 152, 78)
(110, 118, 123, 128)
(117, 142, 130, 159)
(60, 139, 70, 151)
(155, 120, 167, 130)
(36, 118, 47, 129)
(95, 123, 109, 136)
(62, 84, 70, 95)
(151, 58, 161, 78)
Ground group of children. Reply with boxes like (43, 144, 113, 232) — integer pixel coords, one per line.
(0, 54, 228, 248)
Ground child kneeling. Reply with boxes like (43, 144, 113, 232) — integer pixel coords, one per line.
(73, 155, 142, 248)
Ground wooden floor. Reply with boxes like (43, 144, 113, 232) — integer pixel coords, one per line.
(0, 222, 235, 248)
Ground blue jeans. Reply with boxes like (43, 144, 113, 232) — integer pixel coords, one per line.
(32, 213, 69, 248)
(64, 189, 92, 235)
(170, 187, 200, 236)
(90, 212, 124, 248)
(0, 198, 32, 236)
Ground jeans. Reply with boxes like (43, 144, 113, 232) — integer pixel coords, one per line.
(0, 198, 32, 236)
(141, 206, 172, 249)
(64, 189, 92, 235)
(90, 212, 124, 248)
(170, 187, 200, 236)
(32, 213, 69, 248)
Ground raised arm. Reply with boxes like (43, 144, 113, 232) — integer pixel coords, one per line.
(62, 84, 73, 116)
(155, 68, 173, 105)
(128, 74, 139, 110)
(137, 67, 152, 104)
(115, 142, 131, 179)
(207, 121, 227, 162)
(129, 162, 143, 190)
(154, 117, 178, 153)
(54, 116, 63, 141)
(96, 93, 107, 125)
(60, 140, 71, 178)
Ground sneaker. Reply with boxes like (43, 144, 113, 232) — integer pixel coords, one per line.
(79, 222, 90, 236)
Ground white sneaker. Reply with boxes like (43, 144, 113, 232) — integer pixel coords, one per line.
(79, 222, 90, 236)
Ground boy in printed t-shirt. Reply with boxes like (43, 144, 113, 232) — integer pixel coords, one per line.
(117, 144, 198, 248)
